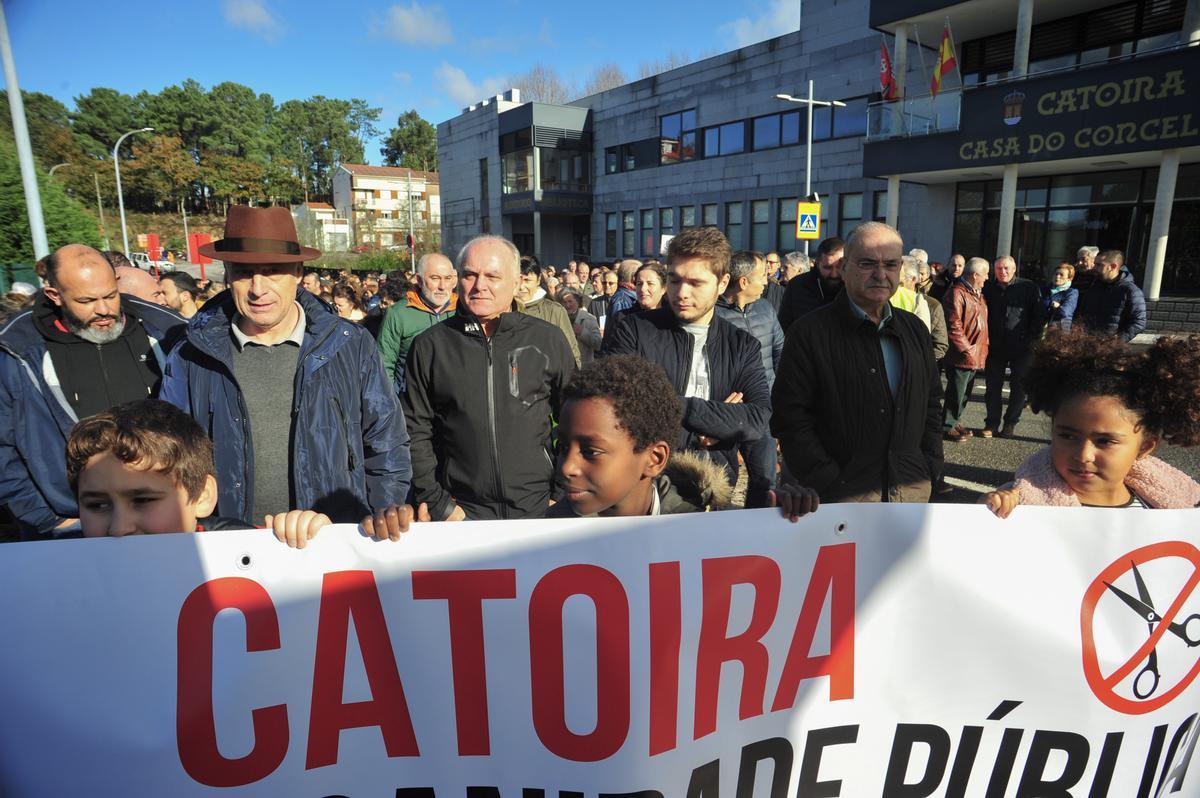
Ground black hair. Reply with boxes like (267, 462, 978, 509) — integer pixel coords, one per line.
(519, 255, 541, 276)
(160, 271, 199, 298)
(816, 237, 844, 257)
(1025, 328, 1200, 446)
(562, 354, 683, 451)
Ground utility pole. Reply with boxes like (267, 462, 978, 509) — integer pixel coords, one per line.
(407, 169, 415, 270)
(0, 0, 48, 258)
(94, 173, 110, 250)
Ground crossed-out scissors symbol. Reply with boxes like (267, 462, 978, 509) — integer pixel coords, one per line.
(1104, 561, 1200, 699)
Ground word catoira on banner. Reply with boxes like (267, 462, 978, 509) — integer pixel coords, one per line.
(1, 505, 1198, 797)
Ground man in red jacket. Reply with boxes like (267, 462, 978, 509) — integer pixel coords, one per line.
(942, 257, 990, 443)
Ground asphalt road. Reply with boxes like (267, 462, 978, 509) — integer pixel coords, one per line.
(935, 379, 1200, 504)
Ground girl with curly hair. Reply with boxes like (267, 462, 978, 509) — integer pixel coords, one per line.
(984, 328, 1200, 516)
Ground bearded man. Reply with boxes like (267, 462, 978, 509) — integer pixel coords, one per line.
(0, 244, 186, 538)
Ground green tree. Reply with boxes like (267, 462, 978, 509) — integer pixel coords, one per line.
(0, 90, 72, 169)
(204, 82, 270, 161)
(122, 135, 201, 210)
(202, 154, 264, 213)
(348, 98, 383, 155)
(71, 87, 143, 159)
(380, 110, 437, 171)
(0, 137, 101, 262)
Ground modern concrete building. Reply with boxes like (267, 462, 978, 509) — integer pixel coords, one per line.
(437, 4, 943, 268)
(332, 164, 441, 250)
(437, 0, 1199, 304)
(867, 0, 1200, 300)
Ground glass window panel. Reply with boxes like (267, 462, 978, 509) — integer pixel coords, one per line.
(623, 211, 636, 256)
(753, 115, 780, 150)
(811, 106, 832, 141)
(1175, 164, 1200, 201)
(1079, 41, 1133, 65)
(1135, 32, 1180, 53)
(606, 213, 617, 258)
(501, 149, 533, 193)
(681, 109, 696, 131)
(681, 206, 696, 228)
(1049, 171, 1141, 207)
(873, 190, 888, 220)
(781, 111, 801, 145)
(622, 144, 635, 171)
(1028, 53, 1078, 75)
(751, 200, 770, 251)
(841, 193, 863, 219)
(661, 136, 681, 165)
(605, 148, 618, 174)
(725, 201, 744, 249)
(957, 182, 985, 211)
(704, 127, 720, 157)
(641, 210, 654, 256)
(661, 113, 681, 139)
(681, 130, 697, 161)
(833, 98, 867, 138)
(719, 122, 745, 155)
(660, 207, 675, 233)
(777, 198, 798, 253)
(702, 204, 718, 226)
(751, 200, 769, 223)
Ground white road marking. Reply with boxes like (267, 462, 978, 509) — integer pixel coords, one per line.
(943, 475, 996, 494)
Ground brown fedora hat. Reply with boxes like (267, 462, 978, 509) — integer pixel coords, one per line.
(197, 206, 321, 264)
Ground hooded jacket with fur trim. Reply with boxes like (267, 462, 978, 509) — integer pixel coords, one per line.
(546, 450, 732, 517)
(1002, 447, 1200, 509)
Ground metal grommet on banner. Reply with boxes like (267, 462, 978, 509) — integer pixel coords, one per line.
(835, 522, 848, 535)
(237, 553, 253, 570)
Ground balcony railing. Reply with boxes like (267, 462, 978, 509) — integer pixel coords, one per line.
(867, 91, 962, 140)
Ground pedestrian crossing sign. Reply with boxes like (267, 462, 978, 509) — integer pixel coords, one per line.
(795, 201, 821, 240)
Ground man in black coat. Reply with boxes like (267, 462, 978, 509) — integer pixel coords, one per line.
(772, 222, 943, 503)
(603, 227, 770, 486)
(777, 236, 844, 333)
(1077, 249, 1147, 343)
(981, 255, 1045, 439)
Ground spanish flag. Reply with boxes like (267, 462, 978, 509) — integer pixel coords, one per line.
(930, 23, 957, 97)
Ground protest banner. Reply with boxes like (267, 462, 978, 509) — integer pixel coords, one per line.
(0, 504, 1198, 797)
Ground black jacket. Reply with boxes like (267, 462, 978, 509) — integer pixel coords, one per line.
(983, 276, 1045, 356)
(778, 269, 839, 334)
(403, 309, 575, 521)
(1078, 268, 1148, 343)
(771, 290, 944, 503)
(601, 307, 770, 482)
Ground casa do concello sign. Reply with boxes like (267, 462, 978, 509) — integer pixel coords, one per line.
(862, 46, 1200, 176)
(956, 46, 1199, 166)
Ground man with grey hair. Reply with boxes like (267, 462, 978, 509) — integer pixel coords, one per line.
(780, 251, 810, 284)
(773, 222, 943, 503)
(982, 254, 1044, 438)
(377, 251, 459, 392)
(1074, 245, 1101, 293)
(942, 257, 990, 443)
(403, 235, 575, 520)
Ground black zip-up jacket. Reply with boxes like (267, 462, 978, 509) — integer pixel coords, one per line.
(601, 307, 770, 482)
(777, 269, 840, 334)
(983, 276, 1045, 356)
(403, 309, 575, 521)
(772, 290, 944, 503)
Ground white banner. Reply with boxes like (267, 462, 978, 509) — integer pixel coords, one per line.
(1, 505, 1199, 797)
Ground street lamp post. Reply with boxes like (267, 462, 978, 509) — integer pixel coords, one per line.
(113, 127, 153, 258)
(775, 81, 845, 254)
(48, 162, 68, 176)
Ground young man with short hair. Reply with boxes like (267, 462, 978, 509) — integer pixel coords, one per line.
(602, 227, 770, 488)
(159, 272, 201, 318)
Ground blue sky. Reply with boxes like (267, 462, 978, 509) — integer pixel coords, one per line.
(8, 0, 801, 162)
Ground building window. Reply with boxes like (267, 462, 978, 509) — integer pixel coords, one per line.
(660, 109, 697, 165)
(622, 144, 636, 171)
(781, 111, 801, 146)
(753, 114, 781, 150)
(623, 211, 636, 256)
(606, 213, 617, 258)
(660, 207, 675, 236)
(719, 122, 745, 155)
(839, 193, 864, 239)
(605, 147, 619, 174)
(680, 206, 696, 230)
(873, 191, 887, 222)
(810, 107, 832, 142)
(725, 202, 743, 249)
(750, 200, 770, 251)
(777, 198, 798, 253)
(540, 147, 590, 192)
(641, 209, 654, 257)
(502, 149, 533, 193)
(702, 203, 718, 226)
(832, 98, 868, 139)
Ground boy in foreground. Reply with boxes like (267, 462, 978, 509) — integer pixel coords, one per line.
(362, 355, 817, 539)
(67, 399, 329, 547)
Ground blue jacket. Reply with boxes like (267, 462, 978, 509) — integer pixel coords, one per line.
(1078, 268, 1148, 343)
(0, 294, 186, 537)
(714, 296, 785, 388)
(160, 288, 411, 523)
(1043, 285, 1078, 330)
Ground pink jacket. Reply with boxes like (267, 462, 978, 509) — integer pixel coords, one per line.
(1004, 447, 1200, 508)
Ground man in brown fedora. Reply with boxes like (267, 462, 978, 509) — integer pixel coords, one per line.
(160, 206, 411, 524)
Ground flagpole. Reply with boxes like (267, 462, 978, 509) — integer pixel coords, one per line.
(913, 25, 933, 133)
(946, 16, 962, 88)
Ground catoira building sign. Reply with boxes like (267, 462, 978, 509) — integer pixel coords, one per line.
(955, 46, 1200, 165)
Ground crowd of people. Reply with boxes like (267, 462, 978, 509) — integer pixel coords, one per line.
(0, 204, 1196, 547)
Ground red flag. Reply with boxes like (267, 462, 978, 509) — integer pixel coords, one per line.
(930, 23, 958, 97)
(880, 38, 897, 101)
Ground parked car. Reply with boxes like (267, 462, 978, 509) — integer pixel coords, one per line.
(129, 252, 174, 273)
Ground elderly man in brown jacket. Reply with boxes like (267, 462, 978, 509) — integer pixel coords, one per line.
(942, 257, 990, 443)
(771, 222, 943, 504)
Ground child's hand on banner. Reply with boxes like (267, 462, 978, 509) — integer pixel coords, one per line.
(361, 503, 433, 541)
(981, 488, 1021, 519)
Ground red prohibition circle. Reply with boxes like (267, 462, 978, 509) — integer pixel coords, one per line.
(1080, 541, 1200, 714)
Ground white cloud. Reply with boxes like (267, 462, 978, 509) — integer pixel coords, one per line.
(222, 0, 284, 42)
(720, 0, 801, 48)
(374, 2, 453, 46)
(434, 63, 508, 107)
(393, 71, 413, 85)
